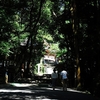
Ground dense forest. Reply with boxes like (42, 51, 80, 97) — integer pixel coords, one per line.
(0, 0, 100, 97)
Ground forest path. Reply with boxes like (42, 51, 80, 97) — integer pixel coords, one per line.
(0, 83, 99, 100)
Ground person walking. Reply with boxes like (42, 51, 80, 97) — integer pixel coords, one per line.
(51, 68, 58, 90)
(5, 69, 8, 84)
(60, 68, 68, 91)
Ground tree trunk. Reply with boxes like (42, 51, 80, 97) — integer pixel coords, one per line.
(25, 0, 43, 76)
(70, 0, 81, 88)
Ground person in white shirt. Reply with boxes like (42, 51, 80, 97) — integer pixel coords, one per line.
(51, 68, 58, 90)
(60, 68, 68, 91)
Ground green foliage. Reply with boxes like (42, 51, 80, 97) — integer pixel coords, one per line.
(42, 0, 53, 19)
(0, 41, 13, 56)
(50, 43, 60, 52)
(56, 48, 67, 57)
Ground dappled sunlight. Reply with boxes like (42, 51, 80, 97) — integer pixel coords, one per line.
(9, 83, 37, 87)
(0, 83, 99, 100)
(0, 89, 33, 93)
(0, 83, 92, 93)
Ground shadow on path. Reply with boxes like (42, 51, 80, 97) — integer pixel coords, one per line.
(0, 83, 99, 100)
